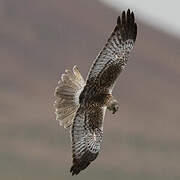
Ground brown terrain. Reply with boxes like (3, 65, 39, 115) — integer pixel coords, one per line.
(1, 0, 180, 179)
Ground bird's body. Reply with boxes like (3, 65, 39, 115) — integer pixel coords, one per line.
(54, 9, 137, 175)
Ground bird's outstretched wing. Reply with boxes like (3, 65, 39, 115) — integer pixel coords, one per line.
(70, 105, 104, 175)
(86, 9, 137, 92)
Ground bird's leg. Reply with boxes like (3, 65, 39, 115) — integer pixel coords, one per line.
(106, 95, 119, 114)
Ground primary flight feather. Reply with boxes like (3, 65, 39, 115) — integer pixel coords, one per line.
(54, 9, 137, 175)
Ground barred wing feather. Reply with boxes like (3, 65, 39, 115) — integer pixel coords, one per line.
(70, 106, 104, 175)
(86, 9, 137, 90)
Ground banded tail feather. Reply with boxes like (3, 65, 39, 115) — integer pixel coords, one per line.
(54, 66, 85, 128)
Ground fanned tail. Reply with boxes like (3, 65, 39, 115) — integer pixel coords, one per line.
(54, 66, 85, 128)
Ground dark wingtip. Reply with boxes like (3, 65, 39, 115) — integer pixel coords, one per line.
(70, 161, 90, 176)
(131, 11, 135, 24)
(127, 9, 130, 18)
(117, 16, 120, 25)
(70, 164, 80, 176)
(116, 9, 137, 42)
(70, 151, 98, 175)
(122, 11, 126, 25)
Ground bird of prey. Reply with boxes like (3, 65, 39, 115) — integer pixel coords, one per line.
(54, 9, 137, 175)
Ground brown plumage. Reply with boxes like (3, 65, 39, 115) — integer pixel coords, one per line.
(54, 9, 137, 175)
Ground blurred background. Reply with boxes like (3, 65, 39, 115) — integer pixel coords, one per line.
(1, 0, 180, 179)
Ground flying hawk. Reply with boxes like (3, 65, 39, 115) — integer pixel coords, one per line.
(54, 9, 137, 175)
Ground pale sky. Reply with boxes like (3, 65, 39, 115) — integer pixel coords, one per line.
(100, 0, 180, 37)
